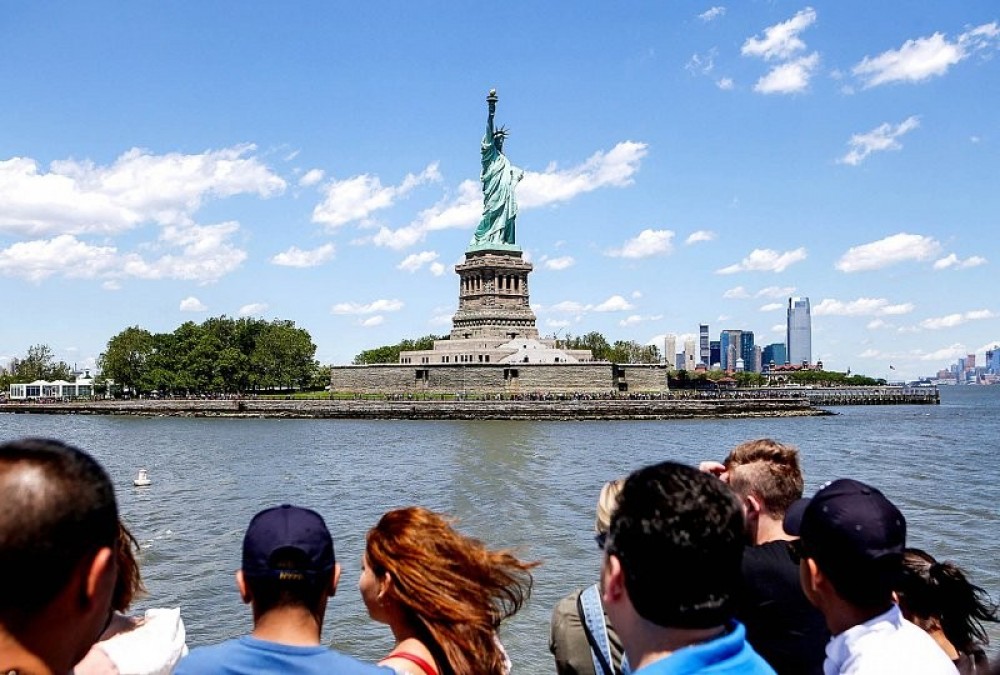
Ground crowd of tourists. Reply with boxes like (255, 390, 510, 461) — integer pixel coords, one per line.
(1, 437, 997, 674)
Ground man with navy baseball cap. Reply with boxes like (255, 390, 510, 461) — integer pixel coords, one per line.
(784, 479, 956, 674)
(176, 504, 389, 674)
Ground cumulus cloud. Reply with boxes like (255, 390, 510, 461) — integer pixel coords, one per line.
(270, 243, 336, 268)
(685, 230, 717, 245)
(742, 7, 817, 61)
(298, 169, 325, 187)
(867, 319, 889, 329)
(312, 163, 441, 229)
(619, 314, 662, 327)
(543, 256, 575, 271)
(835, 232, 940, 272)
(429, 262, 446, 276)
(546, 295, 635, 314)
(698, 6, 726, 22)
(756, 285, 796, 299)
(179, 296, 207, 312)
(331, 299, 404, 315)
(760, 303, 783, 312)
(594, 295, 635, 312)
(716, 77, 735, 90)
(359, 316, 385, 327)
(933, 253, 987, 270)
(238, 303, 268, 317)
(607, 229, 675, 259)
(839, 116, 920, 166)
(723, 286, 751, 299)
(813, 297, 915, 316)
(920, 310, 996, 330)
(716, 247, 807, 274)
(853, 23, 999, 88)
(0, 235, 117, 282)
(754, 53, 820, 94)
(372, 141, 648, 250)
(397, 251, 440, 273)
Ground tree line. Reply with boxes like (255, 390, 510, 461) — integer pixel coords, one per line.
(0, 344, 75, 388)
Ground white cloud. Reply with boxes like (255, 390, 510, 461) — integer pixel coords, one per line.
(835, 232, 940, 272)
(933, 253, 987, 270)
(607, 229, 675, 259)
(770, 324, 785, 333)
(867, 319, 889, 329)
(550, 301, 589, 313)
(631, 290, 643, 299)
(238, 303, 268, 317)
(756, 285, 795, 299)
(716, 247, 807, 274)
(716, 77, 734, 91)
(270, 243, 336, 268)
(754, 53, 820, 94)
(298, 169, 325, 187)
(620, 315, 644, 327)
(179, 296, 207, 312)
(331, 299, 404, 315)
(373, 142, 648, 250)
(312, 163, 441, 229)
(839, 116, 920, 166)
(759, 303, 783, 312)
(723, 286, 750, 299)
(813, 298, 915, 317)
(359, 316, 385, 327)
(852, 23, 999, 88)
(686, 51, 716, 76)
(547, 295, 635, 314)
(742, 7, 817, 61)
(920, 310, 996, 330)
(397, 251, 440, 273)
(0, 235, 117, 282)
(594, 295, 635, 312)
(685, 230, 717, 245)
(544, 256, 575, 271)
(429, 262, 446, 276)
(698, 6, 726, 22)
(546, 319, 572, 329)
(102, 280, 121, 291)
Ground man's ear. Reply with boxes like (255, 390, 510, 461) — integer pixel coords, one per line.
(805, 557, 824, 594)
(236, 570, 252, 605)
(744, 493, 763, 518)
(81, 546, 116, 611)
(328, 563, 342, 597)
(601, 554, 626, 605)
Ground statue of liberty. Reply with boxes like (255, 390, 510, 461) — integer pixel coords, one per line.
(469, 89, 524, 249)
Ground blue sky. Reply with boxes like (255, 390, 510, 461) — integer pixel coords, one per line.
(1, 2, 997, 382)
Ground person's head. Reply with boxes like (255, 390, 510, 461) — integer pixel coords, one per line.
(111, 521, 146, 613)
(896, 547, 999, 654)
(602, 461, 744, 631)
(723, 438, 803, 520)
(237, 504, 340, 622)
(784, 479, 905, 612)
(595, 478, 625, 536)
(363, 506, 536, 675)
(0, 437, 119, 669)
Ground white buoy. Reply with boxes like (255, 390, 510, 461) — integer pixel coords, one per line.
(133, 468, 152, 487)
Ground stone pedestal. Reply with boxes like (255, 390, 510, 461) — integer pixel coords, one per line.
(450, 248, 539, 341)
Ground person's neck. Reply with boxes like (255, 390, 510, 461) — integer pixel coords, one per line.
(827, 600, 894, 636)
(0, 629, 62, 675)
(624, 622, 728, 671)
(926, 626, 960, 660)
(251, 606, 323, 646)
(754, 513, 793, 545)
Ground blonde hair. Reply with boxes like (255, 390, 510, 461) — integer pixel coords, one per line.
(595, 479, 625, 534)
(724, 438, 803, 515)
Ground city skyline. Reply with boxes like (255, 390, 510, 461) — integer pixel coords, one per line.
(1, 3, 997, 383)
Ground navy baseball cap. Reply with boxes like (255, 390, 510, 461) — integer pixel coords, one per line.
(242, 504, 335, 581)
(784, 478, 905, 571)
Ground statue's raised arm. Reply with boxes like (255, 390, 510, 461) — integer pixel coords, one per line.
(469, 89, 523, 250)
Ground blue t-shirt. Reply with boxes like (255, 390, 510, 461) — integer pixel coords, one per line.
(634, 622, 776, 675)
(175, 635, 391, 675)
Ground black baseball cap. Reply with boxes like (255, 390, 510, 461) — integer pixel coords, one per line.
(784, 478, 905, 571)
(242, 504, 335, 581)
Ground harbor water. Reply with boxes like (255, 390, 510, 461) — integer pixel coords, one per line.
(1, 386, 997, 671)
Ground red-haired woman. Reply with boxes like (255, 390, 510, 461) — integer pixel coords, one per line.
(359, 506, 537, 675)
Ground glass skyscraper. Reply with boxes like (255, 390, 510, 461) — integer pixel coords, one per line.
(786, 297, 812, 366)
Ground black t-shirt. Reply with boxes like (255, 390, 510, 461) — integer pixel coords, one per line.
(739, 540, 830, 675)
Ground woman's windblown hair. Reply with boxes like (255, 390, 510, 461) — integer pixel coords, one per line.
(366, 507, 537, 675)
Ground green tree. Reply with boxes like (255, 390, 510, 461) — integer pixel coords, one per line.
(9, 344, 73, 382)
(98, 328, 155, 393)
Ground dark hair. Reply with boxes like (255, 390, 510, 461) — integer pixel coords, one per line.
(0, 438, 119, 622)
(812, 547, 902, 608)
(607, 461, 744, 629)
(896, 548, 999, 653)
(246, 548, 328, 616)
(112, 521, 146, 612)
(724, 438, 804, 515)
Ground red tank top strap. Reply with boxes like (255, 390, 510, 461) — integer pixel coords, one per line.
(384, 652, 438, 675)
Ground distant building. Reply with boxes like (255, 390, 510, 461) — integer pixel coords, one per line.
(740, 331, 756, 373)
(786, 297, 812, 365)
(684, 338, 697, 371)
(710, 340, 721, 369)
(987, 346, 1000, 374)
(664, 334, 677, 369)
(753, 345, 762, 374)
(720, 329, 742, 371)
(762, 343, 786, 370)
(8, 371, 95, 400)
(699, 324, 710, 367)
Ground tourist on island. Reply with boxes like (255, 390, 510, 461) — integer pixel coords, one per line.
(75, 520, 189, 675)
(175, 504, 388, 675)
(550, 479, 627, 675)
(359, 506, 537, 675)
(783, 478, 958, 674)
(700, 439, 828, 674)
(599, 461, 775, 674)
(895, 547, 999, 673)
(0, 438, 120, 675)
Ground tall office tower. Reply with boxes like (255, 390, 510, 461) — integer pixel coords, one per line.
(786, 297, 812, 365)
(684, 338, 697, 371)
(699, 324, 710, 367)
(710, 341, 721, 369)
(753, 345, 762, 373)
(720, 329, 742, 371)
(740, 331, 756, 373)
(664, 334, 677, 369)
(762, 343, 787, 370)
(966, 354, 976, 371)
(988, 346, 999, 374)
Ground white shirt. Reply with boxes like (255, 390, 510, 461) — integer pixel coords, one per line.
(824, 604, 957, 675)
